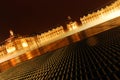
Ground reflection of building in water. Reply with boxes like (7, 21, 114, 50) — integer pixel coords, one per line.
(0, 26, 65, 58)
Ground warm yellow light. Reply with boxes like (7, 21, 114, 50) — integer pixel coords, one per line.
(6, 46, 16, 53)
(69, 28, 72, 31)
(72, 26, 77, 29)
(21, 39, 28, 48)
(22, 42, 28, 47)
(10, 30, 14, 36)
(71, 22, 78, 30)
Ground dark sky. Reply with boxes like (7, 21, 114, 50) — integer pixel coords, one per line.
(0, 0, 115, 41)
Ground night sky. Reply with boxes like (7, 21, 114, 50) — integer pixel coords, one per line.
(0, 0, 115, 41)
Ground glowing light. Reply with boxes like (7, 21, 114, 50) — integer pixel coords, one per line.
(6, 46, 16, 53)
(22, 42, 28, 47)
(10, 30, 14, 36)
(26, 52, 33, 59)
(67, 21, 78, 31)
(72, 25, 77, 29)
(21, 39, 28, 48)
(69, 28, 72, 31)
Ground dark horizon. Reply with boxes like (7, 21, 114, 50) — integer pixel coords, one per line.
(0, 0, 115, 41)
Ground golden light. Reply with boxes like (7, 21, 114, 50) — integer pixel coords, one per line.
(71, 22, 78, 30)
(72, 25, 77, 29)
(6, 42, 16, 53)
(69, 27, 72, 31)
(22, 42, 28, 47)
(21, 39, 28, 48)
(26, 52, 33, 59)
(6, 46, 16, 53)
(67, 21, 78, 31)
(9, 30, 14, 36)
(109, 8, 120, 20)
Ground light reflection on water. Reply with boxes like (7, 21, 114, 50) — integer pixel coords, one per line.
(0, 49, 41, 72)
(0, 33, 81, 72)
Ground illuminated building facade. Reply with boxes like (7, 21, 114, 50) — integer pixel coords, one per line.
(0, 0, 120, 63)
(67, 21, 78, 31)
(80, 0, 120, 25)
(0, 26, 65, 59)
